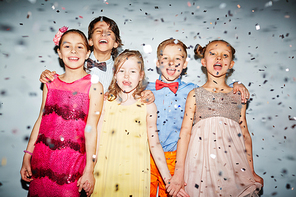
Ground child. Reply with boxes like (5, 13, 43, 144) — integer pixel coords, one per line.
(92, 50, 171, 197)
(20, 29, 104, 196)
(40, 16, 153, 102)
(147, 38, 250, 197)
(167, 40, 263, 197)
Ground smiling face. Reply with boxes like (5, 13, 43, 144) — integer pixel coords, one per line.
(57, 32, 90, 70)
(201, 41, 234, 78)
(157, 44, 188, 82)
(115, 56, 144, 94)
(88, 21, 118, 55)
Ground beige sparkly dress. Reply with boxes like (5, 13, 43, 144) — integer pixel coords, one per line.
(92, 99, 150, 197)
(184, 87, 262, 197)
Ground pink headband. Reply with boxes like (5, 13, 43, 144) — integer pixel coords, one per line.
(53, 26, 68, 46)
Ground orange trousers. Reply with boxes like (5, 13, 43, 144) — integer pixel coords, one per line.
(150, 151, 176, 197)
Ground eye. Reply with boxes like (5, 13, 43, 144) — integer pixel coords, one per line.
(223, 54, 229, 58)
(107, 31, 112, 36)
(64, 45, 70, 48)
(119, 69, 124, 72)
(209, 51, 215, 55)
(78, 45, 84, 49)
(131, 70, 137, 73)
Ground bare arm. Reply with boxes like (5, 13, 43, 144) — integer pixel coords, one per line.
(240, 103, 264, 186)
(20, 85, 48, 182)
(77, 82, 104, 196)
(146, 103, 171, 182)
(166, 90, 196, 197)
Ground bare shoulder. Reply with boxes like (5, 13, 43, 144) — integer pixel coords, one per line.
(90, 82, 104, 95)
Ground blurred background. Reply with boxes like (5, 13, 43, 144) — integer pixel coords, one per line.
(0, 0, 295, 196)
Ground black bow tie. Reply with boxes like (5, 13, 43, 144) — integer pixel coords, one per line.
(86, 58, 107, 72)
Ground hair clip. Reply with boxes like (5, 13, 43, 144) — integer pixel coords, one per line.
(53, 26, 68, 46)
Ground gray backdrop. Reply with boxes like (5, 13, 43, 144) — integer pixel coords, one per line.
(0, 0, 295, 196)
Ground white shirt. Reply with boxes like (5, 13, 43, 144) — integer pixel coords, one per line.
(86, 52, 114, 93)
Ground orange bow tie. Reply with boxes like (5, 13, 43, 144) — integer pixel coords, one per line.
(155, 79, 179, 94)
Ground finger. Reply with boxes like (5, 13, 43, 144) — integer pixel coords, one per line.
(77, 178, 81, 186)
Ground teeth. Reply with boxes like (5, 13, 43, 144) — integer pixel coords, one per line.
(99, 40, 107, 43)
(69, 57, 78, 60)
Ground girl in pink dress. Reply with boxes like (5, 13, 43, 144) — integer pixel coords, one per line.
(20, 28, 104, 197)
(167, 40, 263, 197)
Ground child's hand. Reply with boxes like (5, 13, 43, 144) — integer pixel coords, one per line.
(165, 175, 184, 197)
(141, 90, 155, 104)
(176, 188, 190, 197)
(77, 172, 95, 196)
(104, 92, 109, 101)
(233, 82, 250, 103)
(39, 70, 56, 84)
(20, 155, 33, 182)
(253, 172, 264, 187)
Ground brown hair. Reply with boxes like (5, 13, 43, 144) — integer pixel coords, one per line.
(88, 16, 123, 59)
(58, 29, 90, 51)
(157, 38, 187, 60)
(194, 39, 236, 60)
(108, 50, 146, 101)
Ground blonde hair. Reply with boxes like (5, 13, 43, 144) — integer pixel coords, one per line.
(157, 38, 187, 60)
(108, 49, 146, 101)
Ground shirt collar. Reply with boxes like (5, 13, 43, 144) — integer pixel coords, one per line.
(89, 52, 113, 65)
(158, 75, 181, 85)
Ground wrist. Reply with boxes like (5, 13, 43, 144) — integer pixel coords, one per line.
(24, 150, 33, 156)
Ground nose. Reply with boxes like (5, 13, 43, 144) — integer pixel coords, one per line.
(216, 55, 221, 60)
(71, 47, 77, 54)
(124, 71, 129, 78)
(102, 30, 107, 37)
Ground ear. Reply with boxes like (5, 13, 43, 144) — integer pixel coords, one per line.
(57, 49, 62, 59)
(201, 58, 206, 67)
(139, 71, 144, 81)
(88, 38, 93, 47)
(156, 60, 160, 68)
(86, 50, 91, 60)
(182, 60, 188, 69)
(113, 41, 119, 49)
(229, 60, 235, 69)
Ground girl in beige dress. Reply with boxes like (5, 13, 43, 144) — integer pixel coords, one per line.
(92, 50, 171, 197)
(167, 40, 263, 197)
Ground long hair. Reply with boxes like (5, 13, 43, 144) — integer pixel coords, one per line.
(108, 50, 146, 101)
(88, 16, 123, 59)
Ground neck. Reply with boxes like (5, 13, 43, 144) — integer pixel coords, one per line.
(117, 90, 137, 105)
(93, 50, 112, 62)
(61, 68, 87, 83)
(203, 74, 230, 92)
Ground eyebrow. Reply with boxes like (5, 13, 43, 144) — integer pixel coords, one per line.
(93, 27, 112, 32)
(61, 41, 85, 46)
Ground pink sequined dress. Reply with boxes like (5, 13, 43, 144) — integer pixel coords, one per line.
(29, 74, 91, 197)
(184, 87, 262, 197)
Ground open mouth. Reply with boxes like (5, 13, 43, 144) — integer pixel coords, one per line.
(213, 63, 222, 71)
(166, 68, 176, 76)
(99, 39, 108, 44)
(68, 57, 79, 61)
(122, 81, 131, 86)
